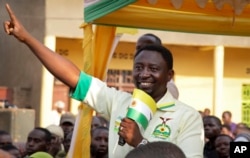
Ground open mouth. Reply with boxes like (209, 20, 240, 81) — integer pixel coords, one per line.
(139, 82, 152, 89)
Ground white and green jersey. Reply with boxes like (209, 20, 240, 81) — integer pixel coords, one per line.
(70, 72, 204, 158)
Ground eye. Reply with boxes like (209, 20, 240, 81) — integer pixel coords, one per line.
(34, 138, 42, 143)
(134, 65, 142, 71)
(95, 137, 101, 141)
(150, 67, 158, 72)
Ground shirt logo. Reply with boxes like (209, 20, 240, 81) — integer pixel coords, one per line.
(152, 117, 172, 139)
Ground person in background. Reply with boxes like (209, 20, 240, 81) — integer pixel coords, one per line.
(97, 115, 110, 128)
(91, 126, 109, 158)
(23, 127, 52, 157)
(63, 131, 73, 154)
(136, 33, 179, 99)
(0, 130, 12, 149)
(51, 100, 66, 125)
(125, 141, 186, 158)
(214, 134, 233, 158)
(3, 5, 204, 157)
(1, 144, 22, 158)
(46, 124, 66, 158)
(203, 115, 222, 158)
(91, 116, 103, 132)
(234, 122, 250, 142)
(59, 112, 75, 140)
(222, 111, 237, 134)
(221, 124, 234, 139)
(203, 108, 211, 117)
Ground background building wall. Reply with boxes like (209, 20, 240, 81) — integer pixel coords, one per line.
(0, 0, 45, 126)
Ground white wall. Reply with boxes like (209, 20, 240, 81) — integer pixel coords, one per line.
(176, 76, 250, 123)
(120, 29, 250, 48)
(46, 0, 84, 38)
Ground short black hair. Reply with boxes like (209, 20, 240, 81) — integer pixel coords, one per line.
(134, 44, 173, 70)
(215, 134, 234, 141)
(125, 141, 185, 158)
(142, 33, 162, 45)
(203, 115, 222, 128)
(34, 127, 52, 142)
(91, 126, 109, 136)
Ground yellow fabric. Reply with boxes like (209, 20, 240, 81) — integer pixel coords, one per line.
(91, 0, 250, 36)
(116, 27, 138, 35)
(93, 26, 117, 79)
(82, 23, 94, 75)
(132, 89, 156, 114)
(71, 104, 93, 158)
(68, 23, 116, 158)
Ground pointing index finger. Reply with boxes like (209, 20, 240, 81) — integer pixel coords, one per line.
(5, 3, 17, 21)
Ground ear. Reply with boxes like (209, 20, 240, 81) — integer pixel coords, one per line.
(167, 69, 174, 82)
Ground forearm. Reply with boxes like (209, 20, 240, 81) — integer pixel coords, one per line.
(24, 33, 80, 88)
(4, 3, 81, 89)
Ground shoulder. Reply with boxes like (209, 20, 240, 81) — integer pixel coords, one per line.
(175, 100, 199, 115)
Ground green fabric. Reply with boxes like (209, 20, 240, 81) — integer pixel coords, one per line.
(30, 152, 53, 158)
(84, 0, 136, 22)
(126, 108, 148, 130)
(70, 71, 92, 101)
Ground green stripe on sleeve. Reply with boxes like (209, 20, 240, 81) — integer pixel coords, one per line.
(70, 71, 92, 101)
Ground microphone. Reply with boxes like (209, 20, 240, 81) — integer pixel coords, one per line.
(118, 134, 126, 146)
(118, 89, 156, 146)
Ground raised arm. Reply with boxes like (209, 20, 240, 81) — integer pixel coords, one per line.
(3, 4, 80, 89)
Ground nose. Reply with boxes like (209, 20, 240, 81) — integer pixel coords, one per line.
(100, 139, 107, 146)
(27, 140, 35, 147)
(139, 68, 150, 78)
(204, 125, 210, 131)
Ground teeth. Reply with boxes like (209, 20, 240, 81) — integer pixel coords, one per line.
(141, 82, 150, 86)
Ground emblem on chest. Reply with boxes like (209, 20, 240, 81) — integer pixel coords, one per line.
(152, 117, 172, 139)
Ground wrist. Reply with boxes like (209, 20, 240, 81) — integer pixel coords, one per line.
(136, 138, 149, 147)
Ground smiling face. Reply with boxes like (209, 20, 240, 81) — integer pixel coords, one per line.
(133, 48, 172, 102)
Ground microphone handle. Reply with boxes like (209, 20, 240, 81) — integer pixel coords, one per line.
(118, 118, 136, 146)
(118, 135, 126, 146)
